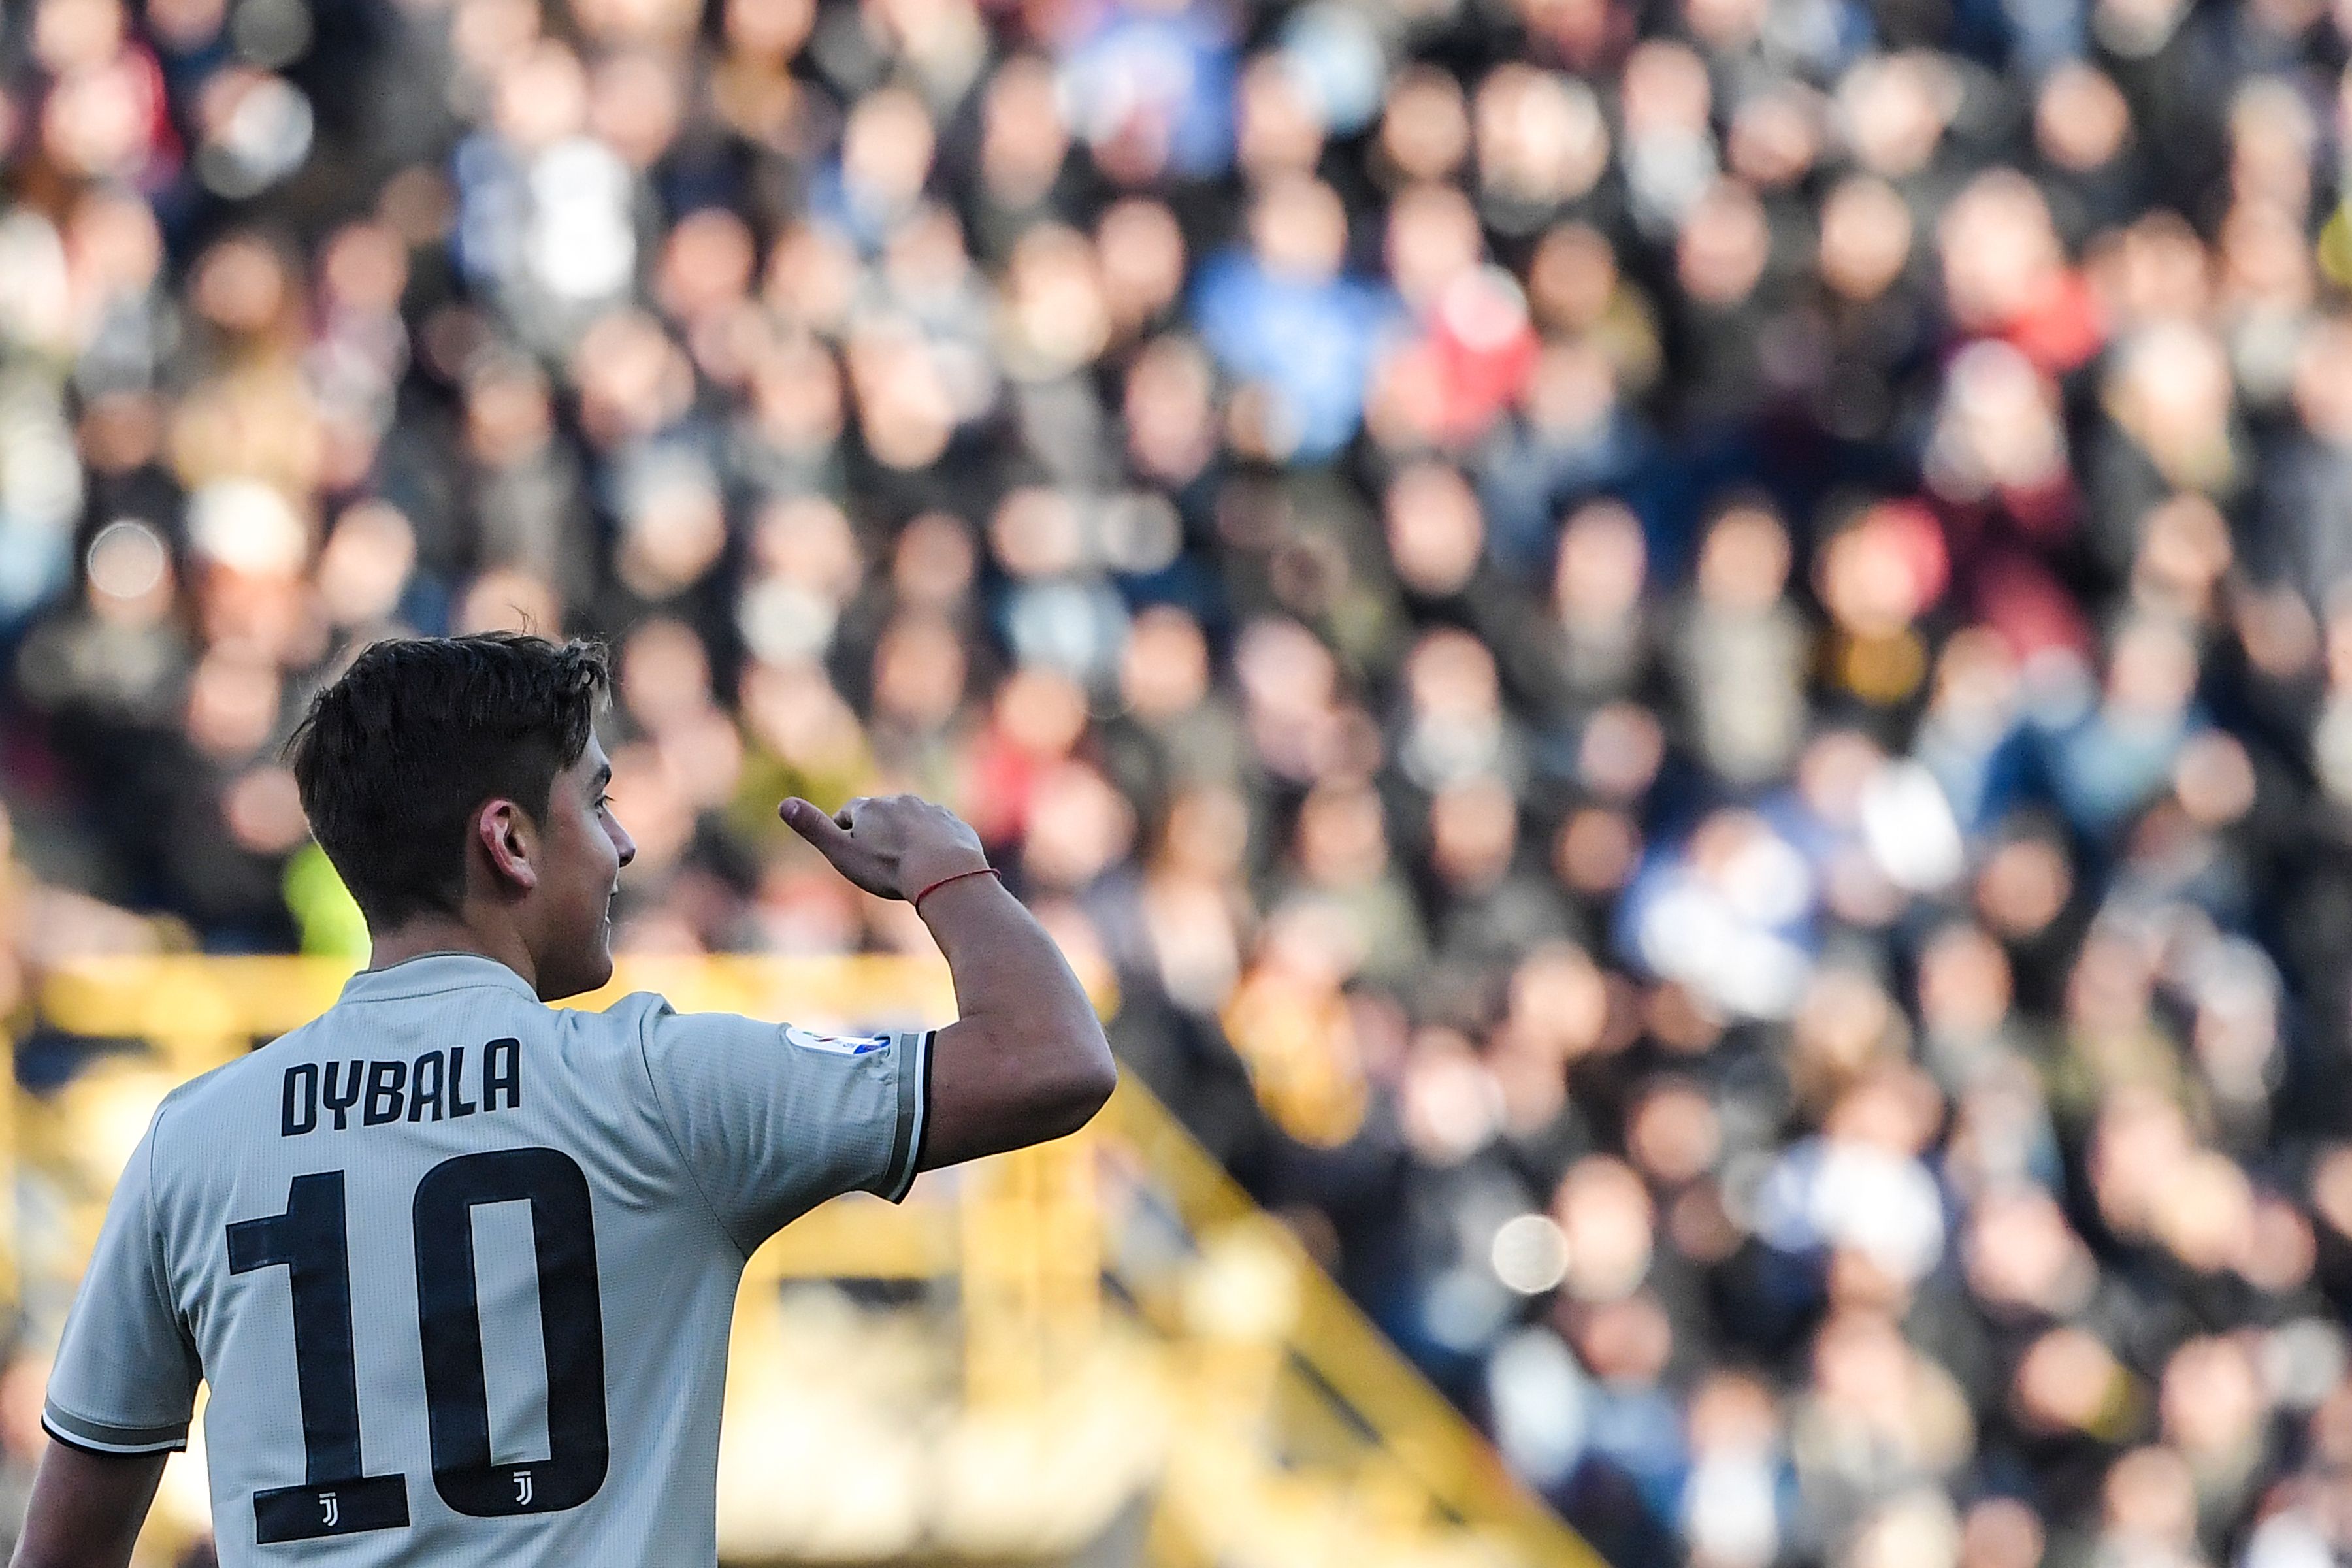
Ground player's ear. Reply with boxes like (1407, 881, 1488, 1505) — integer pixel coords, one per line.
(476, 799, 540, 893)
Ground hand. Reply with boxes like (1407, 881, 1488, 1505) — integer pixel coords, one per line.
(780, 794, 990, 903)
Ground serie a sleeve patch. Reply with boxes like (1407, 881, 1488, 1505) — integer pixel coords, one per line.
(781, 1025, 892, 1057)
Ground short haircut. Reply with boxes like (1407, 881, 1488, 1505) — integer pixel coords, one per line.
(288, 635, 611, 926)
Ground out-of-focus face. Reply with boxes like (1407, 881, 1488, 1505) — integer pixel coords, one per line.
(453, 567, 561, 636)
(1296, 779, 1390, 885)
(2230, 77, 2317, 209)
(494, 40, 588, 150)
(1960, 1497, 2046, 1568)
(1963, 1184, 2092, 1317)
(1384, 462, 1484, 595)
(891, 512, 975, 608)
(1676, 181, 1771, 307)
(1838, 51, 1952, 178)
(464, 359, 555, 465)
(34, 0, 125, 73)
(1696, 504, 1791, 610)
(69, 186, 164, 297)
(1940, 171, 2063, 331)
(1916, 923, 2012, 1035)
(764, 223, 858, 333)
(2102, 613, 2199, 717)
(570, 310, 694, 448)
(617, 617, 714, 732)
(843, 86, 936, 209)
(2099, 1445, 2198, 1556)
(1974, 832, 2072, 939)
(1386, 183, 1482, 310)
(2160, 1335, 2264, 1458)
(2292, 318, 2352, 442)
(1428, 774, 1516, 889)
(1249, 174, 1348, 282)
(1727, 86, 1821, 190)
(1022, 762, 1135, 889)
(1404, 627, 1501, 719)
(1236, 50, 1326, 180)
(528, 734, 636, 1001)
(591, 51, 686, 171)
(657, 208, 755, 325)
(1124, 335, 1217, 481)
(749, 335, 843, 448)
(2106, 320, 2232, 457)
(872, 612, 968, 729)
(1120, 604, 1211, 720)
(191, 232, 291, 336)
(1555, 500, 1646, 621)
(316, 502, 414, 629)
(571, 0, 699, 47)
(2034, 61, 2129, 172)
(725, 0, 815, 60)
(1620, 38, 1709, 138)
(1474, 65, 1609, 205)
(1553, 1156, 1656, 1302)
(146, 0, 226, 50)
(1527, 222, 1617, 332)
(615, 469, 726, 596)
(882, 203, 970, 302)
(1380, 67, 1469, 182)
(1626, 1077, 1720, 1186)
(1819, 174, 1912, 303)
(1096, 198, 1184, 336)
(1003, 223, 1109, 373)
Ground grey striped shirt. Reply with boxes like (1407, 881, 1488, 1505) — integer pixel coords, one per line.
(44, 953, 932, 1565)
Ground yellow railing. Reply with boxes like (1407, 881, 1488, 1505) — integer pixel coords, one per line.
(18, 956, 1596, 1568)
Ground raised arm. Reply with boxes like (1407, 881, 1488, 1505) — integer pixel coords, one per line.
(781, 795, 1116, 1168)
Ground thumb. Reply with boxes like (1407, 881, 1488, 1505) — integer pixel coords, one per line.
(780, 798, 858, 864)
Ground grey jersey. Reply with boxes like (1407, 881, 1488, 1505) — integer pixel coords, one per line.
(44, 953, 932, 1566)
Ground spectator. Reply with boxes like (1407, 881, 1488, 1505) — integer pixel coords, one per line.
(13, 2, 2352, 1563)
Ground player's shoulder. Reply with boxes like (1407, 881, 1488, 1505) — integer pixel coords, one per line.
(137, 1017, 323, 1183)
(605, 989, 803, 1050)
(633, 996, 918, 1088)
(589, 988, 673, 1032)
(558, 987, 685, 1060)
(623, 994, 870, 1066)
(155, 1013, 325, 1114)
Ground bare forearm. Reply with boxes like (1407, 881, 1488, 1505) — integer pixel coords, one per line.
(921, 874, 1090, 1025)
(917, 875, 1114, 1159)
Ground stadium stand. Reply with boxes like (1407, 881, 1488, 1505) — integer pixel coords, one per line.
(11, 0, 2352, 1563)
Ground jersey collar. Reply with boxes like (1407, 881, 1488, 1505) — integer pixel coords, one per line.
(338, 952, 543, 1005)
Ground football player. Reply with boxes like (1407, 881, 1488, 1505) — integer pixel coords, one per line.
(14, 634, 1114, 1567)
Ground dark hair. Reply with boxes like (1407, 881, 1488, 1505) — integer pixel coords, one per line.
(288, 635, 611, 925)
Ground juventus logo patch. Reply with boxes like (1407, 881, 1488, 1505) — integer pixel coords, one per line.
(514, 1470, 534, 1506)
(320, 1493, 339, 1527)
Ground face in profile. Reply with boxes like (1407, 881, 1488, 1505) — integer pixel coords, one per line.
(528, 734, 637, 1000)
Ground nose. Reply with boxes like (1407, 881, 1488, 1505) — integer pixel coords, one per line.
(610, 815, 637, 870)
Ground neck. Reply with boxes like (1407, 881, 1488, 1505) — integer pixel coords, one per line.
(367, 911, 536, 991)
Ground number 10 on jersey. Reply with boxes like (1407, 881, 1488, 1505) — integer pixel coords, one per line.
(226, 1147, 610, 1543)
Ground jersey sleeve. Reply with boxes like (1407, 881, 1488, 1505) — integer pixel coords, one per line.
(43, 1117, 200, 1455)
(635, 998, 934, 1253)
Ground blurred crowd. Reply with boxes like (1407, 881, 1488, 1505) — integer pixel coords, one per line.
(10, 0, 2352, 1564)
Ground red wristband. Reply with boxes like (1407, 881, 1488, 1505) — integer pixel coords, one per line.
(912, 865, 1000, 911)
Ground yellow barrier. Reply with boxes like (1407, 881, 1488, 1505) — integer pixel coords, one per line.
(21, 956, 1596, 1568)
